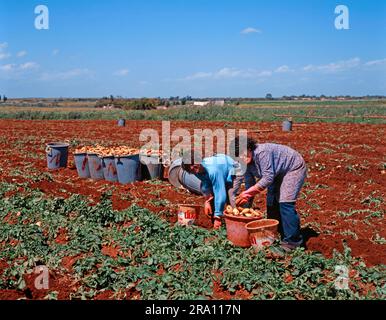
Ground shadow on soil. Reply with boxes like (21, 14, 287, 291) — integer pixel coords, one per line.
(301, 227, 320, 249)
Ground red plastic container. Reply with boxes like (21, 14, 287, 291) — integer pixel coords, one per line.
(224, 213, 263, 247)
(245, 219, 279, 252)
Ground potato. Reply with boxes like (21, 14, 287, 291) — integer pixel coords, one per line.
(241, 208, 250, 214)
(245, 213, 253, 217)
(251, 209, 263, 217)
(232, 208, 240, 216)
(226, 205, 233, 214)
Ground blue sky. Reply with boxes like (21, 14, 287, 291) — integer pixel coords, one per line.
(0, 0, 385, 98)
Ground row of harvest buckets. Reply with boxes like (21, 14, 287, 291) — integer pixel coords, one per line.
(45, 142, 164, 184)
(46, 143, 202, 191)
(74, 152, 164, 184)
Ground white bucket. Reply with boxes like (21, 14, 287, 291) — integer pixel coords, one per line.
(177, 205, 198, 226)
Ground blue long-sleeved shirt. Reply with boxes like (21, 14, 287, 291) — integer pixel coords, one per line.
(195, 154, 236, 216)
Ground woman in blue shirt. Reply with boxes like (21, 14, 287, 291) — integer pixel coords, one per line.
(182, 151, 241, 229)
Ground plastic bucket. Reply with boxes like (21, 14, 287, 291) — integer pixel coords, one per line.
(224, 213, 263, 247)
(118, 119, 126, 127)
(74, 153, 90, 178)
(140, 155, 163, 180)
(282, 120, 293, 132)
(88, 153, 104, 180)
(168, 158, 183, 189)
(46, 142, 69, 170)
(178, 168, 202, 195)
(115, 154, 140, 184)
(102, 156, 118, 182)
(177, 205, 199, 226)
(245, 219, 279, 251)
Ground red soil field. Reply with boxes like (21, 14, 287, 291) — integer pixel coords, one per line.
(0, 119, 385, 278)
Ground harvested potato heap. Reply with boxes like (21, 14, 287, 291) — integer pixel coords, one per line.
(110, 146, 140, 157)
(74, 145, 140, 157)
(225, 205, 264, 218)
(139, 148, 164, 157)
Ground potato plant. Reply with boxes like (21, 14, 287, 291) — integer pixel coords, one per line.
(0, 182, 385, 300)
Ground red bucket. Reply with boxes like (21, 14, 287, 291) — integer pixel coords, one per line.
(245, 219, 279, 252)
(224, 213, 263, 247)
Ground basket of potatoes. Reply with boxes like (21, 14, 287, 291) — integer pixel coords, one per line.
(223, 205, 265, 247)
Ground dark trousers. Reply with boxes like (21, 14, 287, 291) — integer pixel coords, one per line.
(267, 198, 302, 244)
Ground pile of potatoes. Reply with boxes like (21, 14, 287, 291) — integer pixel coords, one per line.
(225, 205, 263, 218)
(74, 145, 140, 157)
(139, 148, 164, 157)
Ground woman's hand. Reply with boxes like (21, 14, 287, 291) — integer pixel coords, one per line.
(204, 196, 214, 218)
(235, 185, 261, 206)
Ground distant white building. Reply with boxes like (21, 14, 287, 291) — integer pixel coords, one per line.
(193, 101, 210, 107)
(214, 100, 225, 106)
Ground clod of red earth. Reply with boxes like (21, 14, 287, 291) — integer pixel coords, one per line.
(0, 259, 9, 276)
(54, 227, 69, 245)
(0, 290, 26, 300)
(171, 264, 182, 272)
(61, 254, 83, 272)
(94, 290, 116, 300)
(156, 264, 165, 276)
(9, 239, 19, 247)
(306, 236, 386, 266)
(101, 245, 120, 258)
(1, 120, 385, 266)
(3, 212, 18, 225)
(118, 249, 133, 259)
(211, 281, 252, 300)
(354, 281, 377, 297)
(283, 273, 294, 284)
(210, 270, 252, 300)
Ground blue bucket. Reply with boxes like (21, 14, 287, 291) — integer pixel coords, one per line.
(74, 153, 90, 178)
(102, 156, 118, 182)
(46, 142, 69, 170)
(118, 119, 126, 127)
(178, 168, 202, 195)
(282, 120, 293, 132)
(115, 154, 140, 184)
(88, 153, 104, 180)
(140, 155, 163, 180)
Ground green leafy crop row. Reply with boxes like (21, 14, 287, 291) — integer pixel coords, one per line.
(0, 102, 385, 123)
(0, 182, 384, 300)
